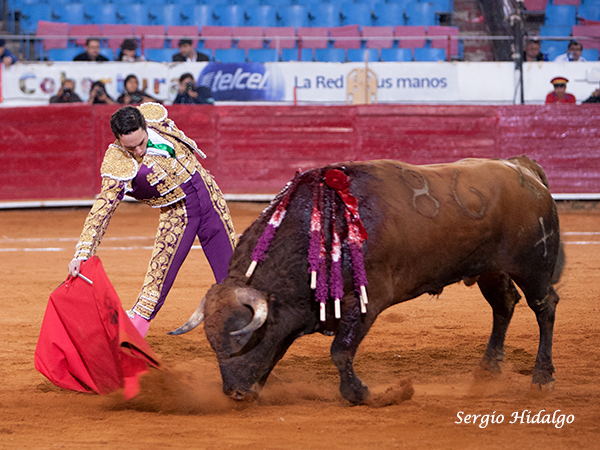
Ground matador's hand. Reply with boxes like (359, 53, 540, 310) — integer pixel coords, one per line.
(68, 259, 82, 277)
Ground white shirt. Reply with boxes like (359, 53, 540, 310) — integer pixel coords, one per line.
(554, 53, 587, 62)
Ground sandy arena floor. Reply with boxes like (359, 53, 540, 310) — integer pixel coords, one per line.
(0, 201, 599, 449)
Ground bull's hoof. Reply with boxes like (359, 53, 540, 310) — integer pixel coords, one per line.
(228, 389, 258, 402)
(531, 380, 555, 392)
(341, 382, 371, 405)
(479, 356, 503, 374)
(532, 363, 555, 386)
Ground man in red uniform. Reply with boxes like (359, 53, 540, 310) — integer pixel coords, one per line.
(545, 76, 576, 104)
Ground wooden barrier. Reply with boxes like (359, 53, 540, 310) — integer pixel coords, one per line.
(1, 103, 598, 201)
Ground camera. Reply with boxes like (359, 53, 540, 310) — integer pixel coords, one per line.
(131, 92, 143, 103)
(95, 87, 105, 99)
(63, 87, 72, 98)
(186, 81, 196, 91)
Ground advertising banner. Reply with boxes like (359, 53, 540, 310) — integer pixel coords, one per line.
(2, 60, 600, 106)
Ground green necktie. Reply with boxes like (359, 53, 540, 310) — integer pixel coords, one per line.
(147, 138, 175, 158)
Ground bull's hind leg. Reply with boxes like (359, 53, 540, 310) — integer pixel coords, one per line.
(477, 271, 522, 373)
(524, 285, 560, 386)
(330, 296, 373, 405)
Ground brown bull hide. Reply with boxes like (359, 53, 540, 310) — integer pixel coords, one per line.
(178, 157, 564, 405)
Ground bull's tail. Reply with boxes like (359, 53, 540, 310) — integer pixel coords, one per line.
(551, 241, 566, 285)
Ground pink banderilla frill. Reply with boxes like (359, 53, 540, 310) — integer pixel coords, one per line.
(245, 172, 300, 278)
(325, 169, 369, 314)
(246, 168, 369, 322)
(308, 182, 329, 321)
(329, 192, 343, 319)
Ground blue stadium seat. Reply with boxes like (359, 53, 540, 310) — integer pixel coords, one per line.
(413, 47, 446, 61)
(52, 3, 85, 25)
(582, 48, 599, 61)
(84, 4, 118, 25)
(244, 6, 277, 27)
(340, 2, 373, 28)
(277, 5, 309, 28)
(544, 4, 576, 27)
(261, 0, 292, 5)
(145, 48, 179, 62)
(430, 0, 454, 16)
(577, 4, 600, 22)
(192, 5, 214, 30)
(99, 47, 114, 61)
(247, 48, 279, 62)
(281, 47, 313, 61)
(372, 3, 405, 27)
(380, 47, 411, 61)
(539, 26, 572, 37)
(117, 4, 150, 26)
(541, 40, 569, 60)
(48, 47, 83, 62)
(314, 47, 346, 62)
(308, 3, 341, 28)
(347, 48, 378, 62)
(212, 5, 244, 27)
(158, 5, 189, 28)
(405, 2, 438, 26)
(214, 48, 247, 62)
(19, 4, 52, 34)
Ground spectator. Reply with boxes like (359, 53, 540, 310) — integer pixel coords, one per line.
(554, 40, 586, 62)
(50, 79, 83, 104)
(116, 39, 144, 62)
(173, 38, 209, 63)
(582, 88, 600, 103)
(74, 38, 109, 62)
(88, 81, 116, 105)
(173, 73, 215, 105)
(0, 39, 18, 67)
(117, 74, 159, 104)
(523, 38, 547, 62)
(545, 76, 576, 104)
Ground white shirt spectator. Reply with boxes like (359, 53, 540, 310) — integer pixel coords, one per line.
(554, 53, 587, 62)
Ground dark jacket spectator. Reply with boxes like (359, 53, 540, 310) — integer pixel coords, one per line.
(74, 38, 109, 62)
(172, 39, 209, 62)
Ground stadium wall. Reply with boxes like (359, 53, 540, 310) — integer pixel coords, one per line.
(1, 104, 598, 202)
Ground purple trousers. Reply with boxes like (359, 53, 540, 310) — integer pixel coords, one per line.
(130, 171, 235, 320)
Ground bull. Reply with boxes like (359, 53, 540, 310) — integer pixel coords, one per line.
(170, 157, 564, 405)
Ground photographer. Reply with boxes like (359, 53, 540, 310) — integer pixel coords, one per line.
(88, 80, 115, 105)
(49, 79, 83, 104)
(173, 73, 214, 105)
(117, 74, 158, 105)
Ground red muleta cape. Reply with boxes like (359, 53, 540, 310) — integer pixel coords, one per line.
(34, 256, 161, 399)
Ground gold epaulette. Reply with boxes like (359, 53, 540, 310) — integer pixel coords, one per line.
(137, 102, 168, 123)
(100, 144, 138, 181)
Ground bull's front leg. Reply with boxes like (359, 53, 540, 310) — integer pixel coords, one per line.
(330, 296, 371, 405)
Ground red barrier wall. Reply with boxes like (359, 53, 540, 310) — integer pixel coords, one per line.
(1, 104, 599, 201)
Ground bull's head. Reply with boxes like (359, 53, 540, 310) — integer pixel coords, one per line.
(170, 283, 292, 401)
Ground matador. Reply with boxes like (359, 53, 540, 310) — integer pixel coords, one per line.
(68, 103, 236, 336)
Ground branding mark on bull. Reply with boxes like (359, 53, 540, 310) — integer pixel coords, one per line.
(535, 217, 553, 257)
(451, 169, 486, 219)
(398, 167, 440, 218)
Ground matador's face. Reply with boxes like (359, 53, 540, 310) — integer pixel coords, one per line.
(119, 128, 148, 158)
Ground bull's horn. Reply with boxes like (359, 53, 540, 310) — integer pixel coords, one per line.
(230, 288, 268, 336)
(167, 296, 206, 335)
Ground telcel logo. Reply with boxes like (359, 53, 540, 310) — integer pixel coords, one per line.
(208, 68, 270, 92)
